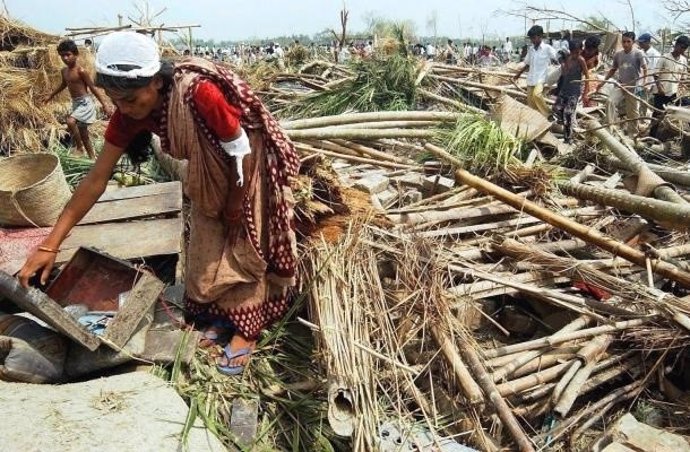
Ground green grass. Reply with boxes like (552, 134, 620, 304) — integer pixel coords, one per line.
(283, 54, 420, 119)
(434, 114, 527, 176)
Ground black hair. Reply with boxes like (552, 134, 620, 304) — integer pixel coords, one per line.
(676, 35, 690, 48)
(569, 39, 583, 52)
(584, 35, 601, 50)
(527, 25, 544, 38)
(57, 40, 78, 55)
(622, 31, 636, 41)
(124, 130, 153, 165)
(95, 59, 174, 93)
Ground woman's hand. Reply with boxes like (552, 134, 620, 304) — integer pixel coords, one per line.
(18, 249, 57, 288)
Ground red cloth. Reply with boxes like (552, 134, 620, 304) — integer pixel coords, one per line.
(104, 80, 242, 148)
(0, 227, 51, 275)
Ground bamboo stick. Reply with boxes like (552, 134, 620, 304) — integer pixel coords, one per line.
(331, 139, 415, 165)
(424, 143, 690, 288)
(320, 120, 442, 130)
(303, 139, 409, 164)
(430, 74, 528, 99)
(492, 348, 575, 382)
(287, 128, 436, 140)
(497, 361, 574, 397)
(553, 338, 613, 417)
(418, 88, 486, 114)
(483, 319, 647, 359)
(430, 325, 484, 405)
(294, 143, 420, 170)
(280, 111, 459, 129)
(496, 350, 577, 381)
(489, 316, 591, 382)
(447, 264, 606, 319)
(515, 353, 637, 406)
(458, 332, 536, 452)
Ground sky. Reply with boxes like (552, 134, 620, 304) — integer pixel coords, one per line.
(4, 0, 679, 42)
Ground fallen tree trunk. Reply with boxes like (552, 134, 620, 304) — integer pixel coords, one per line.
(556, 180, 690, 227)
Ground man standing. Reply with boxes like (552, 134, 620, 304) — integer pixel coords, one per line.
(513, 25, 558, 117)
(599, 31, 648, 136)
(650, 35, 690, 137)
(502, 37, 513, 63)
(638, 33, 661, 118)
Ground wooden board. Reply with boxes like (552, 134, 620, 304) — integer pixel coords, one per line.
(57, 217, 183, 265)
(0, 271, 100, 351)
(97, 181, 182, 203)
(103, 272, 165, 349)
(79, 189, 182, 225)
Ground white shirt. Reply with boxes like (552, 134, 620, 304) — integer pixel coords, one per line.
(643, 46, 661, 90)
(426, 44, 436, 56)
(503, 41, 513, 54)
(525, 42, 558, 86)
(655, 52, 687, 95)
(275, 46, 285, 58)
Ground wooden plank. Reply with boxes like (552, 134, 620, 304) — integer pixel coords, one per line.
(97, 181, 182, 202)
(57, 217, 183, 265)
(103, 272, 165, 349)
(0, 271, 100, 351)
(79, 189, 182, 225)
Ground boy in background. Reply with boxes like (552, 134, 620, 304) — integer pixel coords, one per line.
(44, 40, 112, 158)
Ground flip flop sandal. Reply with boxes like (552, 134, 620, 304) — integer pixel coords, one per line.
(216, 346, 252, 376)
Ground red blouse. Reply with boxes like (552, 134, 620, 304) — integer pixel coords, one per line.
(104, 80, 242, 149)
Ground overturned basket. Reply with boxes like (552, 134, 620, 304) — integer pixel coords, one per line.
(0, 154, 71, 227)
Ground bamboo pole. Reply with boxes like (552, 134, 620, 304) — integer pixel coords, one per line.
(602, 154, 690, 188)
(490, 316, 591, 382)
(497, 361, 574, 397)
(557, 180, 690, 227)
(303, 139, 411, 164)
(430, 74, 528, 98)
(331, 139, 415, 164)
(418, 88, 486, 114)
(430, 325, 484, 405)
(287, 128, 436, 140)
(585, 120, 686, 204)
(280, 111, 459, 130)
(424, 143, 690, 288)
(458, 332, 536, 452)
(553, 335, 613, 417)
(319, 120, 442, 130)
(483, 319, 647, 359)
(294, 143, 420, 170)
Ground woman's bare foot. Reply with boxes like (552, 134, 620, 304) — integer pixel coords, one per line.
(217, 334, 256, 368)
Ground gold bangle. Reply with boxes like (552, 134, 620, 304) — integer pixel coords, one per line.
(38, 245, 60, 254)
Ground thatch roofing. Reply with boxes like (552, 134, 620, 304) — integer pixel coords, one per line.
(0, 15, 58, 51)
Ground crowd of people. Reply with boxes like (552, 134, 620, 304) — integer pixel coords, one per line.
(512, 25, 689, 142)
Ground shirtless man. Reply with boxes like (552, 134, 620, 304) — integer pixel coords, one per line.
(45, 40, 112, 158)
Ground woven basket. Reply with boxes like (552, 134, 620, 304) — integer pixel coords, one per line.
(0, 154, 71, 227)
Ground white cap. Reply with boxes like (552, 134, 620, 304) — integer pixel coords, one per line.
(95, 31, 161, 79)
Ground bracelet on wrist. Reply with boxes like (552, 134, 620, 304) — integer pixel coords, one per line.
(38, 245, 60, 254)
